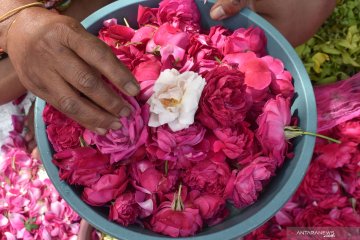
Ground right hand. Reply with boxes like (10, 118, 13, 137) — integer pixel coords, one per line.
(5, 7, 140, 135)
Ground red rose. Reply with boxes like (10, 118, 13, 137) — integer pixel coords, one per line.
(193, 194, 229, 226)
(315, 141, 358, 168)
(150, 201, 202, 237)
(208, 26, 230, 52)
(212, 123, 254, 160)
(225, 157, 275, 208)
(197, 66, 251, 129)
(82, 167, 128, 206)
(297, 161, 342, 202)
(42, 104, 65, 125)
(53, 147, 112, 186)
(336, 118, 360, 143)
(182, 156, 230, 196)
(109, 192, 140, 226)
(137, 5, 159, 26)
(147, 123, 209, 169)
(133, 56, 162, 102)
(157, 0, 200, 33)
(256, 96, 291, 166)
(224, 26, 267, 56)
(46, 119, 83, 153)
(262, 56, 294, 99)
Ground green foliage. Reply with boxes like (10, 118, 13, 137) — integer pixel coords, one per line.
(296, 0, 360, 84)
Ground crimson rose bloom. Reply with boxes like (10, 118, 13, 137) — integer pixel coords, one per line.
(53, 147, 112, 187)
(150, 201, 203, 237)
(147, 123, 209, 169)
(193, 194, 229, 226)
(336, 118, 360, 143)
(197, 66, 251, 129)
(315, 141, 358, 168)
(109, 192, 140, 226)
(297, 161, 341, 202)
(43, 105, 83, 152)
(82, 167, 128, 206)
(182, 156, 230, 196)
(157, 0, 200, 32)
(225, 157, 275, 208)
(256, 95, 291, 166)
(212, 123, 254, 160)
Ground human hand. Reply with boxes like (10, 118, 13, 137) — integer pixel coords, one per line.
(5, 7, 140, 135)
(210, 0, 336, 46)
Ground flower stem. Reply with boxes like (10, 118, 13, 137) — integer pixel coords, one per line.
(284, 126, 341, 144)
(165, 160, 168, 176)
(301, 131, 341, 144)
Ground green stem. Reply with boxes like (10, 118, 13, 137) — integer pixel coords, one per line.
(301, 131, 341, 144)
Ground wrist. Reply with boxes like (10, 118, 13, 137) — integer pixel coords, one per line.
(0, 1, 43, 51)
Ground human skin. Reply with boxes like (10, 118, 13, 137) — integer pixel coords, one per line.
(0, 0, 114, 105)
(0, 0, 139, 135)
(211, 0, 337, 47)
(0, 0, 336, 132)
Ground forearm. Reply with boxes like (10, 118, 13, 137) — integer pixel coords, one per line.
(63, 0, 115, 21)
(0, 58, 26, 105)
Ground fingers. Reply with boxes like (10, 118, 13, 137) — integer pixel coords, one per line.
(66, 25, 140, 96)
(37, 72, 122, 134)
(210, 0, 250, 20)
(56, 48, 132, 118)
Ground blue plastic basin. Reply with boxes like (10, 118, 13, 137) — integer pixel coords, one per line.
(35, 0, 317, 239)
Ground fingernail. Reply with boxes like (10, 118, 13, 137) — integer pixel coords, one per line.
(119, 106, 131, 117)
(124, 82, 140, 96)
(210, 6, 226, 20)
(110, 121, 122, 130)
(95, 128, 107, 135)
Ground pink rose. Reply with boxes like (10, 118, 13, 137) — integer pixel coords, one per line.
(225, 157, 275, 208)
(150, 201, 202, 237)
(212, 123, 254, 160)
(137, 5, 159, 26)
(82, 167, 128, 206)
(208, 26, 230, 52)
(315, 141, 358, 168)
(193, 194, 229, 226)
(297, 161, 341, 202)
(223, 52, 272, 106)
(43, 105, 84, 153)
(147, 23, 189, 68)
(197, 66, 251, 129)
(147, 123, 209, 169)
(84, 95, 149, 164)
(157, 0, 200, 32)
(53, 147, 112, 187)
(261, 56, 294, 99)
(336, 118, 360, 142)
(133, 55, 162, 102)
(223, 26, 267, 56)
(182, 156, 230, 196)
(256, 96, 291, 166)
(99, 23, 135, 48)
(109, 192, 140, 226)
(131, 25, 157, 46)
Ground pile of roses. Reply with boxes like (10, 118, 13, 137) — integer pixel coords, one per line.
(44, 0, 296, 237)
(245, 73, 360, 239)
(0, 115, 80, 239)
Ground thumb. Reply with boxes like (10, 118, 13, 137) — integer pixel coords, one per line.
(210, 0, 250, 20)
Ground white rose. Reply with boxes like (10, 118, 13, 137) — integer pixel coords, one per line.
(148, 69, 206, 131)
